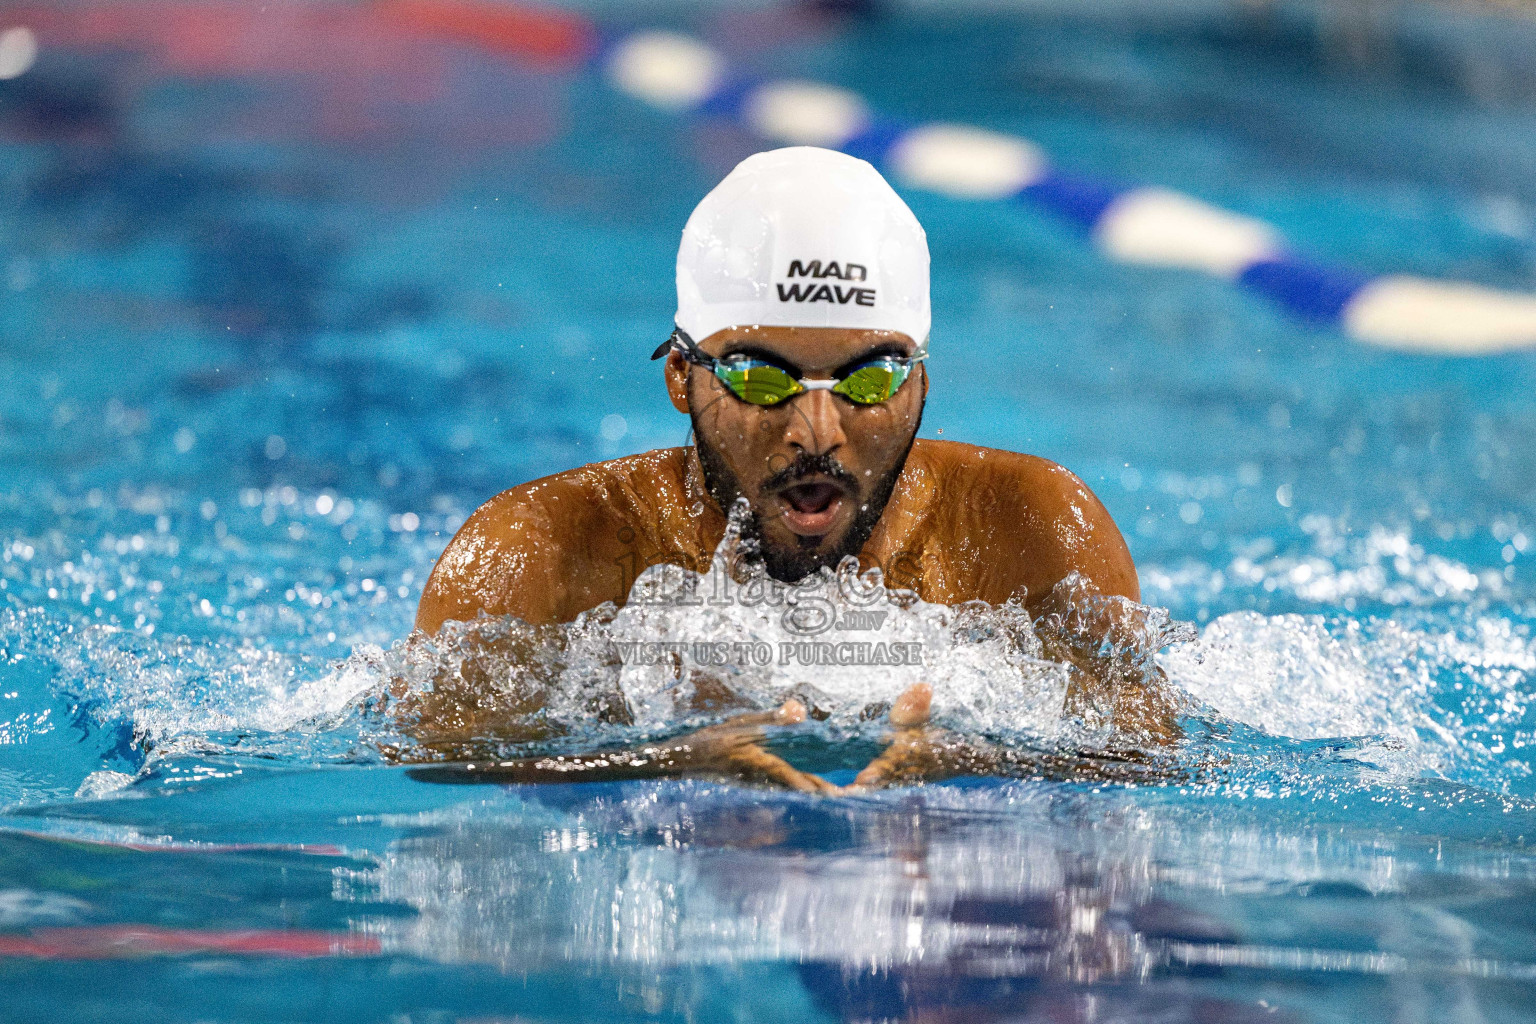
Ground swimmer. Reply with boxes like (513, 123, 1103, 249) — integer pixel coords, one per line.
(414, 147, 1179, 790)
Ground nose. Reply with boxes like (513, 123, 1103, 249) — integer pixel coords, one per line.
(783, 388, 847, 457)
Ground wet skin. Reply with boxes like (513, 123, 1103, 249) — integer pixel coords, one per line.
(414, 326, 1164, 789)
(417, 326, 1139, 629)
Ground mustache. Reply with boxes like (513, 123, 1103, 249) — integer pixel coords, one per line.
(760, 453, 861, 496)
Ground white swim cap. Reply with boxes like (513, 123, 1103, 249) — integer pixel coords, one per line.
(675, 146, 930, 349)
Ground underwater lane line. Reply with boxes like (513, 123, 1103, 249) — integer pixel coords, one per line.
(0, 924, 380, 960)
(0, 825, 346, 857)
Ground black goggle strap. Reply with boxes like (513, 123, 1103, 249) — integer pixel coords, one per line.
(650, 327, 714, 367)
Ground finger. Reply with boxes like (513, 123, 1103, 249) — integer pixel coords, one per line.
(889, 683, 932, 729)
(807, 774, 842, 795)
(851, 751, 898, 789)
(717, 699, 807, 732)
(727, 745, 833, 794)
(771, 763, 839, 795)
(775, 699, 807, 725)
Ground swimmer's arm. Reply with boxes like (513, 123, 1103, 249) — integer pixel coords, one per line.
(845, 685, 1181, 791)
(988, 456, 1182, 743)
(416, 483, 599, 631)
(979, 453, 1140, 608)
(407, 702, 837, 794)
(1032, 585, 1186, 744)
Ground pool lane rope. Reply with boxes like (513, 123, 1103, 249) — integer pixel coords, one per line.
(7, 4, 1536, 354)
(602, 30, 1536, 356)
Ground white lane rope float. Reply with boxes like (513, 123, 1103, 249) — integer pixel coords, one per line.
(0, 26, 36, 80)
(604, 30, 1536, 356)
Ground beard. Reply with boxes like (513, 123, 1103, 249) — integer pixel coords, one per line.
(691, 408, 922, 583)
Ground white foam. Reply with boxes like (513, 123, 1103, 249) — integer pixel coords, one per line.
(74, 770, 135, 799)
(599, 554, 1069, 737)
(9, 505, 1527, 791)
(1162, 612, 1423, 745)
(42, 621, 381, 765)
(1160, 609, 1535, 784)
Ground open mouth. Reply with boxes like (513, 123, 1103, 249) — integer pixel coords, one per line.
(777, 480, 846, 537)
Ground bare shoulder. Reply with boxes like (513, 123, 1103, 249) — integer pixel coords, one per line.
(416, 448, 693, 631)
(907, 439, 1139, 605)
(911, 439, 1077, 489)
(909, 438, 1105, 511)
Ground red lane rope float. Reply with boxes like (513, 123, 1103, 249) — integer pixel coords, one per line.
(0, 1, 591, 144)
(5, 2, 418, 75)
(0, 925, 381, 959)
(376, 0, 595, 69)
(2, 0, 596, 74)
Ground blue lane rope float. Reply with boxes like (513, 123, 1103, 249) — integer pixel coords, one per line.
(602, 30, 1536, 356)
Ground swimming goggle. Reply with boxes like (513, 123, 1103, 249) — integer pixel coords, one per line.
(650, 328, 927, 407)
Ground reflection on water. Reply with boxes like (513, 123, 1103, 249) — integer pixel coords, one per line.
(346, 778, 1536, 1022)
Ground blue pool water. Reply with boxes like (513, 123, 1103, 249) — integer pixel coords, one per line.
(3, 1, 1536, 1020)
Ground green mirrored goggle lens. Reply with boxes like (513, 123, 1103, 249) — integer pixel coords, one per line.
(832, 360, 910, 404)
(712, 356, 914, 407)
(714, 360, 803, 406)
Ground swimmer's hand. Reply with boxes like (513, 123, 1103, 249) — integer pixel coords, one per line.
(1051, 646, 1184, 747)
(665, 701, 839, 795)
(1032, 584, 1186, 747)
(406, 700, 837, 792)
(844, 684, 947, 792)
(840, 684, 1185, 791)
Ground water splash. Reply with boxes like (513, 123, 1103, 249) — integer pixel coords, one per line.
(1144, 515, 1511, 615)
(3, 504, 1532, 802)
(1163, 609, 1536, 793)
(365, 505, 1086, 763)
(596, 506, 1077, 738)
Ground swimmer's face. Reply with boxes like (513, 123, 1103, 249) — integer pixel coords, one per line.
(666, 325, 927, 582)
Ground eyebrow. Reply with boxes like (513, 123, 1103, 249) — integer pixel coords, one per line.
(716, 344, 802, 373)
(831, 344, 911, 378)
